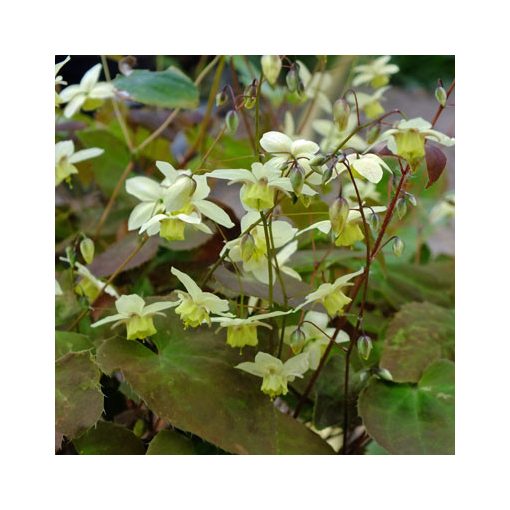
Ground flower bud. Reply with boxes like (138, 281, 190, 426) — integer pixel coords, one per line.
(329, 197, 350, 235)
(243, 81, 257, 109)
(261, 55, 282, 85)
(225, 110, 239, 134)
(377, 368, 393, 381)
(286, 67, 299, 92)
(396, 197, 407, 219)
(321, 166, 333, 185)
(216, 86, 228, 107)
(405, 192, 417, 207)
(80, 237, 95, 265)
(289, 327, 306, 354)
(333, 98, 350, 131)
(369, 211, 380, 232)
(357, 334, 373, 360)
(309, 154, 327, 171)
(240, 233, 256, 261)
(435, 86, 447, 107)
(392, 236, 404, 257)
(289, 165, 305, 195)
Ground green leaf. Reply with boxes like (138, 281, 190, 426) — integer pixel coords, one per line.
(114, 69, 199, 109)
(73, 421, 145, 455)
(359, 360, 455, 454)
(55, 352, 103, 444)
(146, 430, 195, 455)
(370, 259, 455, 309)
(380, 302, 454, 383)
(55, 330, 92, 359)
(96, 312, 333, 455)
(313, 352, 365, 429)
(77, 129, 131, 197)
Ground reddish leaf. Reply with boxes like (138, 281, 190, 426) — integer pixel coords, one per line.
(88, 234, 159, 277)
(425, 144, 447, 188)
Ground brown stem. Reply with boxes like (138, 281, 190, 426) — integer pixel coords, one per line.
(94, 160, 134, 240)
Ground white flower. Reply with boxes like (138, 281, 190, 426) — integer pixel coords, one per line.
(296, 268, 364, 317)
(285, 311, 349, 369)
(379, 117, 455, 168)
(352, 56, 399, 88)
(171, 267, 231, 328)
(297, 60, 333, 112)
(236, 351, 310, 398)
(348, 87, 389, 119)
(312, 117, 368, 153)
(55, 279, 64, 296)
(211, 310, 291, 349)
(59, 63, 115, 118)
(343, 179, 381, 203)
(55, 140, 104, 186)
(73, 262, 119, 302)
(329, 153, 392, 184)
(91, 294, 175, 340)
(207, 160, 315, 211)
(224, 211, 298, 283)
(259, 131, 323, 187)
(297, 206, 386, 247)
(127, 161, 234, 240)
(55, 56, 70, 105)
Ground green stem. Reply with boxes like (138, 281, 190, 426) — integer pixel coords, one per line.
(261, 213, 274, 308)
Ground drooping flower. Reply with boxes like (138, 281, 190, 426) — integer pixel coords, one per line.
(352, 56, 399, 89)
(296, 268, 364, 317)
(236, 351, 310, 399)
(59, 63, 115, 118)
(297, 60, 333, 112)
(349, 87, 390, 119)
(127, 161, 234, 240)
(326, 153, 392, 185)
(312, 117, 368, 154)
(211, 310, 291, 349)
(284, 311, 349, 369)
(171, 267, 231, 328)
(259, 131, 324, 187)
(55, 56, 70, 105)
(207, 160, 315, 211)
(297, 206, 386, 247)
(91, 294, 174, 340)
(380, 117, 455, 169)
(55, 140, 104, 186)
(74, 263, 119, 302)
(223, 211, 298, 283)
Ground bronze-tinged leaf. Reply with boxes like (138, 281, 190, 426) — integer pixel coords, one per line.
(425, 144, 447, 188)
(88, 234, 159, 277)
(55, 352, 103, 445)
(380, 302, 454, 383)
(96, 312, 333, 455)
(359, 360, 454, 455)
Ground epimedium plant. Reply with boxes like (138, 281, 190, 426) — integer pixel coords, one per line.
(55, 54, 455, 455)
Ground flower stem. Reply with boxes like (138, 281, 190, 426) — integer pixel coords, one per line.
(261, 213, 274, 308)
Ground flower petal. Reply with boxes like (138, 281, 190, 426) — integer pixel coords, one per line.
(91, 313, 127, 328)
(68, 147, 104, 164)
(80, 63, 102, 91)
(142, 301, 179, 315)
(63, 94, 85, 118)
(126, 177, 163, 201)
(260, 131, 293, 153)
(128, 202, 158, 230)
(194, 200, 234, 228)
(171, 267, 202, 301)
(116, 294, 146, 315)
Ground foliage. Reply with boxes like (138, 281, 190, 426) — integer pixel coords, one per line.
(55, 54, 455, 455)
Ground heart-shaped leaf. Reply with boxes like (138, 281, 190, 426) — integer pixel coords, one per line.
(55, 352, 103, 444)
(380, 302, 454, 383)
(55, 330, 92, 359)
(96, 312, 333, 455)
(359, 359, 454, 454)
(114, 69, 199, 109)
